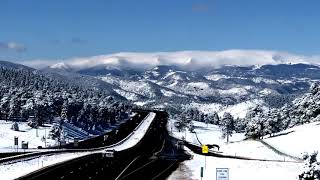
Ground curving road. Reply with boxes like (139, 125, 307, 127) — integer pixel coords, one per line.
(1, 111, 157, 180)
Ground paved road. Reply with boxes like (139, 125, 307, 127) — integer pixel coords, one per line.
(17, 111, 187, 180)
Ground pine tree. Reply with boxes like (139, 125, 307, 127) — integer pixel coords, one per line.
(220, 112, 235, 143)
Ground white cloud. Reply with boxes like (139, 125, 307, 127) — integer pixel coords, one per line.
(20, 59, 62, 69)
(0, 42, 26, 52)
(21, 49, 320, 70)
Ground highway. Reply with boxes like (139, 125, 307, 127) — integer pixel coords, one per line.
(0, 111, 157, 179)
(0, 110, 190, 180)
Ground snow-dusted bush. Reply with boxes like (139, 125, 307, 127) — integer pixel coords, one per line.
(299, 151, 320, 180)
(27, 120, 38, 128)
(48, 124, 61, 140)
(11, 122, 19, 131)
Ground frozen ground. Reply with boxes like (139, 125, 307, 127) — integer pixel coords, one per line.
(168, 119, 318, 180)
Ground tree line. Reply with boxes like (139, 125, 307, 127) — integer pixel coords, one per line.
(0, 67, 132, 133)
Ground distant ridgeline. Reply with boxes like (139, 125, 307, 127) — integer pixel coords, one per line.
(0, 62, 132, 134)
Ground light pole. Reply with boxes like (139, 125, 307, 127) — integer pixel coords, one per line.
(44, 126, 47, 147)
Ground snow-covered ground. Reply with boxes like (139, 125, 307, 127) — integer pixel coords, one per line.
(0, 152, 91, 180)
(168, 147, 301, 180)
(0, 121, 56, 151)
(0, 119, 94, 152)
(168, 120, 288, 160)
(168, 119, 314, 180)
(264, 121, 320, 157)
(0, 114, 136, 152)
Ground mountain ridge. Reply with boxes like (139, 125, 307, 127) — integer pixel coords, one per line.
(2, 60, 319, 117)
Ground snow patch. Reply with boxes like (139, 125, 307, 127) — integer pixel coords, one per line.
(219, 87, 248, 96)
(188, 82, 210, 89)
(252, 77, 278, 84)
(160, 89, 176, 97)
(205, 74, 228, 81)
(114, 89, 139, 101)
(218, 99, 263, 119)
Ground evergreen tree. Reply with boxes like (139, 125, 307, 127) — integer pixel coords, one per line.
(220, 112, 235, 143)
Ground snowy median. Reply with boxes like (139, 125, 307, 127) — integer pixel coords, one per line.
(105, 112, 156, 151)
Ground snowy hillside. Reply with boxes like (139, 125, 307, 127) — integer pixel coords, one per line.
(264, 121, 320, 157)
(182, 99, 264, 119)
(168, 119, 320, 180)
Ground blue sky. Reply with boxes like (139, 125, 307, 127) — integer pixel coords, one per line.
(0, 0, 320, 61)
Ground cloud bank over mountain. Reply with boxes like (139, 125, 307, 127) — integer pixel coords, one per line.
(20, 50, 320, 70)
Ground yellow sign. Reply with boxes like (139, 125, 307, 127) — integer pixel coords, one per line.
(202, 145, 208, 154)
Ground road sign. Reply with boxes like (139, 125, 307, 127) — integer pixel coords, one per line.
(216, 168, 229, 180)
(21, 141, 28, 149)
(202, 145, 208, 154)
(104, 150, 115, 157)
(14, 136, 18, 145)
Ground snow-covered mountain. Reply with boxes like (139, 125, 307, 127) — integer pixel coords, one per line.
(7, 50, 320, 115)
(0, 60, 35, 71)
(45, 60, 320, 115)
